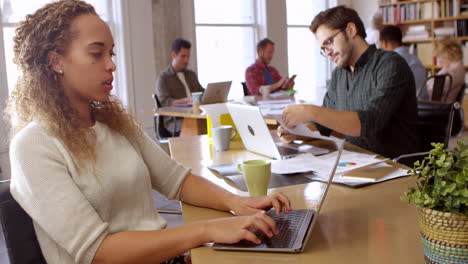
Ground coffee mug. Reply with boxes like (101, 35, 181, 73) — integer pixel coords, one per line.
(192, 92, 203, 113)
(211, 125, 237, 151)
(260, 85, 271, 99)
(237, 160, 271, 197)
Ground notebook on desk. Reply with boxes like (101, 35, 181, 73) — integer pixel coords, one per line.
(212, 138, 344, 253)
(226, 103, 329, 159)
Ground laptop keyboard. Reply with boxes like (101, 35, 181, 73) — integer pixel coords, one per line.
(229, 209, 312, 248)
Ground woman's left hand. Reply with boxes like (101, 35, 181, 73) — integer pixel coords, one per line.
(229, 192, 292, 216)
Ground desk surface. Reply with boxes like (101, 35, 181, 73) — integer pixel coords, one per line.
(168, 135, 424, 264)
(154, 105, 279, 125)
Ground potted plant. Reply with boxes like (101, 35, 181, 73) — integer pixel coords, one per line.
(402, 140, 468, 264)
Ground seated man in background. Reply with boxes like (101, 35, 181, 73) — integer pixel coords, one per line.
(379, 25, 427, 99)
(279, 6, 419, 159)
(155, 38, 204, 134)
(245, 38, 294, 95)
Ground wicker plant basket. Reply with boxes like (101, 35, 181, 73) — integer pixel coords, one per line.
(418, 207, 468, 264)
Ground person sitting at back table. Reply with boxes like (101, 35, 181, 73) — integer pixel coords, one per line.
(365, 12, 383, 47)
(155, 38, 204, 134)
(245, 38, 294, 96)
(379, 25, 427, 99)
(278, 6, 419, 159)
(7, 1, 292, 263)
(426, 37, 465, 103)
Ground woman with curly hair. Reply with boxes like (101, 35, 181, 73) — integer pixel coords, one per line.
(425, 37, 466, 103)
(5, 1, 291, 263)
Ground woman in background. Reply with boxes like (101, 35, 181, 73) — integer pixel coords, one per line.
(426, 37, 465, 103)
(6, 1, 291, 263)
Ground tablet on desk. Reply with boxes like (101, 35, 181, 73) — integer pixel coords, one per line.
(173, 103, 192, 107)
(340, 163, 398, 182)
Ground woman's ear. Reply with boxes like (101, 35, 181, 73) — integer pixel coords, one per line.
(47, 50, 63, 74)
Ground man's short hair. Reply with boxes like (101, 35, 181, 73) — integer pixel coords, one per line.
(257, 38, 274, 52)
(172, 38, 191, 54)
(310, 6, 367, 39)
(379, 25, 403, 45)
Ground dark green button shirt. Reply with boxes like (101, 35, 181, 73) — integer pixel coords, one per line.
(316, 45, 419, 158)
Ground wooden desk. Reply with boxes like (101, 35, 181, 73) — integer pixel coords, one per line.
(168, 135, 424, 264)
(153, 106, 206, 137)
(154, 105, 280, 136)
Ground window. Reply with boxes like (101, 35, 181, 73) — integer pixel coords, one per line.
(286, 0, 334, 103)
(0, 0, 123, 95)
(194, 0, 257, 99)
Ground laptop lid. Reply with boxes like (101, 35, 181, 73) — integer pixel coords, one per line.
(226, 103, 282, 159)
(202, 81, 232, 104)
(212, 137, 344, 252)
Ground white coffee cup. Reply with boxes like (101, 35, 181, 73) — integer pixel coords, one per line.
(260, 85, 271, 99)
(211, 125, 237, 151)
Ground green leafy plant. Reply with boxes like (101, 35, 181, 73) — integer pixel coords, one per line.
(402, 140, 468, 215)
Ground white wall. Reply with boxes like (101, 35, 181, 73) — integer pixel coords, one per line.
(350, 0, 379, 29)
(0, 10, 10, 180)
(122, 0, 158, 139)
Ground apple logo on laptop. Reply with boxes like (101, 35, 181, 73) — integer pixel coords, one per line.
(248, 125, 255, 136)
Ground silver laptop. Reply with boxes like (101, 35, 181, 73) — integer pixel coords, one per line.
(226, 103, 328, 160)
(201, 81, 232, 104)
(212, 137, 344, 252)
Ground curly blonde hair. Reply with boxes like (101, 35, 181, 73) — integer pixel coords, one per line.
(5, 0, 141, 166)
(435, 37, 463, 62)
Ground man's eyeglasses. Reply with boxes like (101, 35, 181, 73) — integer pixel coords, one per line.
(319, 29, 345, 57)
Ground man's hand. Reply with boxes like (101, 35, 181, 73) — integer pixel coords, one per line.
(276, 126, 296, 143)
(228, 192, 292, 217)
(172, 97, 192, 106)
(281, 104, 315, 128)
(272, 76, 288, 92)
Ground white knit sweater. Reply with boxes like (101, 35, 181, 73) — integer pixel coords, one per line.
(9, 121, 190, 264)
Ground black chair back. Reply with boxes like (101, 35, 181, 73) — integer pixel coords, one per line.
(417, 101, 455, 152)
(0, 180, 46, 264)
(418, 74, 452, 102)
(152, 94, 178, 139)
(241, 82, 249, 96)
(451, 84, 466, 136)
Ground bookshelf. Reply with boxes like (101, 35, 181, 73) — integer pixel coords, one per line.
(379, 0, 468, 74)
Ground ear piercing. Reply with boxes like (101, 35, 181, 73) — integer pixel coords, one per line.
(58, 69, 64, 75)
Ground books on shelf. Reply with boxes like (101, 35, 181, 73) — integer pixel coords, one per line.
(457, 20, 468, 36)
(434, 27, 456, 37)
(403, 25, 430, 41)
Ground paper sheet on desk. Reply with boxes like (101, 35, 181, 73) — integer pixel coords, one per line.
(275, 118, 340, 142)
(271, 153, 321, 174)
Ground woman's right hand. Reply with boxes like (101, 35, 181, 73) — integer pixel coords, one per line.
(203, 211, 279, 245)
(276, 126, 296, 144)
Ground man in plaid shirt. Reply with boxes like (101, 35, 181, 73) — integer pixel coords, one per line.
(245, 38, 294, 95)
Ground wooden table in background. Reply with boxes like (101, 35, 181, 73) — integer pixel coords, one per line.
(168, 135, 424, 264)
(153, 106, 280, 136)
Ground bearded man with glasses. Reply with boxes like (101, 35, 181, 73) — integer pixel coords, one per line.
(278, 6, 419, 159)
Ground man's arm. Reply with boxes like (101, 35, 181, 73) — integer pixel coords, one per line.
(245, 66, 263, 95)
(155, 76, 176, 107)
(281, 104, 361, 137)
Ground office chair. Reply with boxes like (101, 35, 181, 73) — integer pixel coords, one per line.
(451, 84, 466, 137)
(393, 101, 456, 166)
(0, 179, 47, 264)
(417, 74, 452, 102)
(241, 82, 249, 96)
(152, 94, 179, 141)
